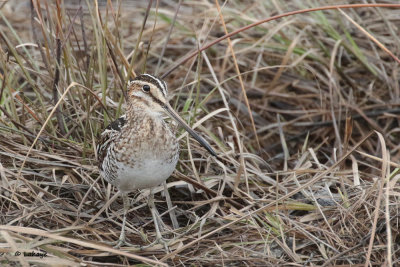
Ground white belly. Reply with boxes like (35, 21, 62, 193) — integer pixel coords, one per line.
(115, 158, 178, 192)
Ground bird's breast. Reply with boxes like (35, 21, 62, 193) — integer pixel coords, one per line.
(111, 115, 180, 192)
(116, 156, 178, 192)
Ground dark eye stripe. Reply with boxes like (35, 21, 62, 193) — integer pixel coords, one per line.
(147, 91, 165, 108)
(135, 74, 168, 97)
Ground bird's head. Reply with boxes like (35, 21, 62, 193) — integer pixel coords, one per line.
(127, 74, 169, 115)
(127, 74, 217, 157)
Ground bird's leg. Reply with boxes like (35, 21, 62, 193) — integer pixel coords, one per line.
(146, 188, 169, 250)
(111, 193, 130, 248)
(105, 192, 149, 248)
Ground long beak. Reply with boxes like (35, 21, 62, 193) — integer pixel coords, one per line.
(164, 103, 217, 157)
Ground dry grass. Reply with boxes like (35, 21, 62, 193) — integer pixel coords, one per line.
(1, 0, 400, 266)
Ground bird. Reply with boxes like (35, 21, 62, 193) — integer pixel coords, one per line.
(96, 74, 217, 248)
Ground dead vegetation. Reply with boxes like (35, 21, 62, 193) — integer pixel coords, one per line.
(0, 0, 400, 266)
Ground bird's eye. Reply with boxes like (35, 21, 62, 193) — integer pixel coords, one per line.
(142, 84, 150, 93)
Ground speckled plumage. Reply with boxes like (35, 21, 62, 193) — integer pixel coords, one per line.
(97, 76, 179, 193)
(96, 74, 216, 248)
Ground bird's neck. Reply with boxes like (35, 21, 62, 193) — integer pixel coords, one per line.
(125, 100, 163, 126)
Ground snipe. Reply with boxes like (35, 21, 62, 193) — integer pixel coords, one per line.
(97, 74, 216, 248)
